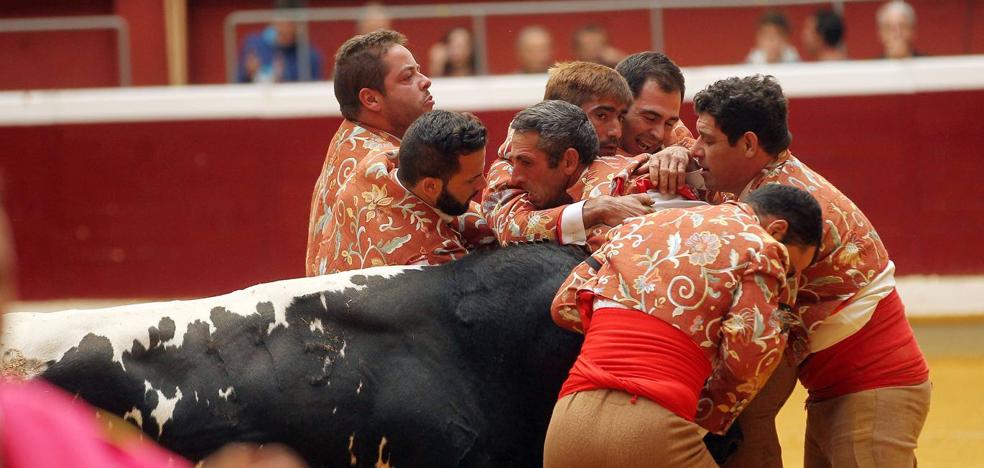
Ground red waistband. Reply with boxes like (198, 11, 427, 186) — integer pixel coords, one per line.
(799, 289, 929, 401)
(559, 307, 711, 421)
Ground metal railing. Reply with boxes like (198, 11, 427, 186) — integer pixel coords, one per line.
(0, 15, 131, 87)
(224, 0, 861, 83)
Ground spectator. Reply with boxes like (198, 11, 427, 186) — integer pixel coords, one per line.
(878, 0, 921, 58)
(572, 24, 625, 69)
(802, 8, 847, 61)
(429, 27, 478, 77)
(746, 10, 800, 64)
(237, 19, 324, 83)
(515, 25, 554, 74)
(357, 1, 392, 35)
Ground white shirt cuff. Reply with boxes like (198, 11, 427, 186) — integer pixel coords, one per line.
(559, 201, 588, 245)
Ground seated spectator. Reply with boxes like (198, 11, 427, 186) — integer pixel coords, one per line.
(802, 8, 847, 61)
(237, 19, 324, 83)
(357, 1, 392, 35)
(572, 24, 625, 69)
(429, 27, 478, 77)
(516, 25, 554, 74)
(878, 0, 921, 58)
(746, 10, 800, 64)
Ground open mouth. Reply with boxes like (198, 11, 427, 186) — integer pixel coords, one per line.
(637, 138, 657, 153)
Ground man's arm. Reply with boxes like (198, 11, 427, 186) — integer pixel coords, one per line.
(696, 245, 791, 435)
(550, 247, 609, 333)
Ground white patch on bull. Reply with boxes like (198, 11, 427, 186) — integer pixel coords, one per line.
(348, 433, 358, 466)
(309, 318, 325, 334)
(0, 265, 420, 368)
(218, 386, 234, 401)
(194, 390, 199, 402)
(332, 406, 338, 414)
(123, 406, 144, 429)
(356, 380, 363, 395)
(339, 340, 347, 359)
(145, 381, 183, 438)
(376, 436, 393, 468)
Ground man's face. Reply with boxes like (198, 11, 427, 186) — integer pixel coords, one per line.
(436, 147, 487, 216)
(692, 113, 758, 195)
(509, 131, 573, 209)
(621, 80, 681, 155)
(756, 24, 789, 63)
(380, 45, 434, 136)
(518, 31, 553, 73)
(801, 16, 821, 56)
(581, 96, 627, 157)
(879, 10, 915, 58)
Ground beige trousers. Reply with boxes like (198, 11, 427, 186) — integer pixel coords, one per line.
(543, 389, 717, 468)
(723, 357, 799, 468)
(804, 381, 932, 468)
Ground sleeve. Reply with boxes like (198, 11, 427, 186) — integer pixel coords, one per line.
(451, 201, 498, 250)
(668, 120, 696, 149)
(549, 249, 606, 334)
(481, 158, 567, 246)
(695, 244, 790, 434)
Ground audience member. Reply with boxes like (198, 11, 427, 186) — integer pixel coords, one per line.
(878, 0, 921, 58)
(746, 10, 800, 64)
(357, 1, 392, 35)
(428, 27, 478, 77)
(237, 19, 324, 83)
(515, 25, 554, 74)
(572, 24, 625, 69)
(802, 8, 847, 61)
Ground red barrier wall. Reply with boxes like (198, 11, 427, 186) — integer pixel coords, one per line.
(1, 89, 982, 299)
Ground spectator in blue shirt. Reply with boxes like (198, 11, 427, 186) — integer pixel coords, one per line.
(238, 20, 324, 83)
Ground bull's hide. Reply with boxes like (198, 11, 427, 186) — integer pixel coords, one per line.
(0, 243, 587, 467)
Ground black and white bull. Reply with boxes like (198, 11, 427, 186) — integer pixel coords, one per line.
(0, 243, 587, 467)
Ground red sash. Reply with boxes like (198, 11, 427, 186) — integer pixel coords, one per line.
(799, 289, 929, 402)
(559, 307, 711, 421)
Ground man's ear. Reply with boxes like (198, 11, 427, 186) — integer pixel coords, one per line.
(358, 87, 384, 113)
(765, 218, 790, 243)
(414, 176, 444, 204)
(741, 131, 759, 158)
(560, 148, 581, 176)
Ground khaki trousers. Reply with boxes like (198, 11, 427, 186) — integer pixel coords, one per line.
(723, 357, 799, 468)
(804, 381, 932, 468)
(543, 389, 717, 468)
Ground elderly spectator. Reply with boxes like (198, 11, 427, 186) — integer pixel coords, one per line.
(802, 8, 847, 61)
(878, 0, 921, 58)
(572, 24, 625, 69)
(515, 25, 554, 74)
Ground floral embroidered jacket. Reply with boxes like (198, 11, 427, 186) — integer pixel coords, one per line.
(550, 202, 794, 434)
(307, 120, 495, 276)
(310, 149, 476, 274)
(737, 151, 890, 363)
(306, 120, 401, 276)
(481, 121, 693, 246)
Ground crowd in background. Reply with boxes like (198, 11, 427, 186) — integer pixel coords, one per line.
(237, 0, 923, 84)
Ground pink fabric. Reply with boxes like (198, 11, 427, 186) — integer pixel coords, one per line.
(0, 379, 191, 468)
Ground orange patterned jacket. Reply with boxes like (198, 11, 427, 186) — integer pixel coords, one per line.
(306, 120, 401, 276)
(550, 202, 795, 434)
(737, 151, 890, 363)
(310, 149, 478, 274)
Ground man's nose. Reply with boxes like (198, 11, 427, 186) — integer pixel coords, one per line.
(610, 121, 622, 141)
(420, 74, 432, 90)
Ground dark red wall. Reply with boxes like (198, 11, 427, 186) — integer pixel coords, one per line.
(5, 0, 984, 90)
(1, 89, 982, 299)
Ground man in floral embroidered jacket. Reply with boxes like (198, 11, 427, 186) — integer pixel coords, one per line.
(483, 61, 700, 249)
(651, 75, 931, 467)
(315, 110, 488, 273)
(307, 30, 491, 276)
(544, 185, 822, 467)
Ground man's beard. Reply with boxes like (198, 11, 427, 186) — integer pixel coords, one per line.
(435, 187, 471, 216)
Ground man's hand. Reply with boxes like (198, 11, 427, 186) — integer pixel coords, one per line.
(647, 146, 691, 195)
(582, 194, 655, 228)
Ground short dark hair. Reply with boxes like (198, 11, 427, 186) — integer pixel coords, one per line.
(745, 184, 823, 250)
(814, 9, 845, 48)
(397, 110, 487, 186)
(759, 10, 791, 35)
(333, 30, 407, 121)
(544, 61, 633, 108)
(616, 51, 686, 99)
(510, 100, 599, 167)
(694, 75, 792, 156)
